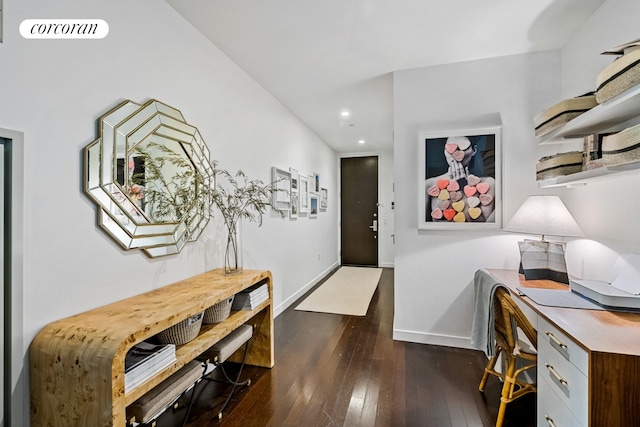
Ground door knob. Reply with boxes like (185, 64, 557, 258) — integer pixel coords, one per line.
(369, 220, 378, 232)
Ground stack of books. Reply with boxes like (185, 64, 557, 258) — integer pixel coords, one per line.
(125, 341, 177, 392)
(232, 282, 269, 310)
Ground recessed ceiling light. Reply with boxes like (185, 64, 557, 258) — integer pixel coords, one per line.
(358, 140, 365, 144)
(340, 111, 350, 117)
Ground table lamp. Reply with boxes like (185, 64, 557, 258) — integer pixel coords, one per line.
(504, 195, 584, 284)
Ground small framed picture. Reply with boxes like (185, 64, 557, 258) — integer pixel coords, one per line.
(320, 188, 328, 210)
(290, 167, 299, 193)
(312, 172, 320, 193)
(299, 175, 309, 214)
(271, 166, 291, 210)
(290, 192, 299, 219)
(310, 195, 319, 218)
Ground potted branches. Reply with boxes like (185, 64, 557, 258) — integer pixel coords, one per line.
(210, 162, 284, 275)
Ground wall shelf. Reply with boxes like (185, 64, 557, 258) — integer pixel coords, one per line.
(537, 161, 640, 188)
(536, 83, 640, 187)
(537, 84, 640, 145)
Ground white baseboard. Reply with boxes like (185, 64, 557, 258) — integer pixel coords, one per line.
(378, 262, 394, 268)
(393, 329, 476, 350)
(274, 261, 340, 317)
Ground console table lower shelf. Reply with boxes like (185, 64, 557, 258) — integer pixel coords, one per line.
(29, 268, 274, 427)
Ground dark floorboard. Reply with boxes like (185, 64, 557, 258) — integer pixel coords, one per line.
(154, 268, 535, 427)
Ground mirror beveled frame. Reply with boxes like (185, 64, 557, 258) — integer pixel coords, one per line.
(84, 99, 214, 257)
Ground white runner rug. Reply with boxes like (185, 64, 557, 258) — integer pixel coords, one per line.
(295, 266, 383, 316)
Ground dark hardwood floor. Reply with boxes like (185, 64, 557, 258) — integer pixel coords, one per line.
(161, 268, 535, 427)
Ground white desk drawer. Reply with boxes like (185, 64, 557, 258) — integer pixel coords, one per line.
(538, 335, 588, 426)
(538, 377, 585, 427)
(538, 316, 588, 375)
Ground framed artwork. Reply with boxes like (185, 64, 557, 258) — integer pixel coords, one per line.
(309, 194, 319, 218)
(312, 172, 320, 193)
(320, 188, 328, 210)
(417, 126, 502, 230)
(289, 167, 299, 193)
(299, 175, 309, 213)
(271, 167, 291, 211)
(290, 192, 299, 219)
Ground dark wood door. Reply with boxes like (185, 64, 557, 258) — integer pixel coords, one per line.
(340, 156, 378, 266)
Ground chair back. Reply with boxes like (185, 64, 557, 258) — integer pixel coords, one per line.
(493, 287, 537, 351)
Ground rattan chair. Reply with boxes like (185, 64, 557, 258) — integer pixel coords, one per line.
(478, 287, 537, 427)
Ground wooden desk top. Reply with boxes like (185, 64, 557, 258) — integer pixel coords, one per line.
(487, 269, 640, 357)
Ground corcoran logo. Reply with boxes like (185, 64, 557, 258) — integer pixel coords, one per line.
(19, 19, 108, 39)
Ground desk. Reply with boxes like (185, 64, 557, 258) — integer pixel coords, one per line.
(487, 269, 640, 427)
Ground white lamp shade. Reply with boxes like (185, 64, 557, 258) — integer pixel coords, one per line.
(504, 195, 584, 238)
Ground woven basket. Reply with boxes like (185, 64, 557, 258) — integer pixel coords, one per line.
(536, 151, 583, 180)
(203, 296, 235, 324)
(582, 134, 607, 171)
(596, 45, 640, 104)
(157, 312, 204, 345)
(602, 124, 640, 167)
(533, 93, 597, 137)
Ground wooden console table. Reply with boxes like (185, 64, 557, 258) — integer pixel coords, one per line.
(29, 269, 274, 427)
(487, 269, 640, 426)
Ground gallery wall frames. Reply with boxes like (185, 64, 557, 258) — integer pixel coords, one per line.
(272, 167, 328, 219)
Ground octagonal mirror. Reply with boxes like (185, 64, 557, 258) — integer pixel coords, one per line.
(84, 99, 214, 257)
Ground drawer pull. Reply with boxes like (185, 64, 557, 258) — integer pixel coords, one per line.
(545, 331, 568, 351)
(545, 363, 568, 387)
(545, 415, 557, 427)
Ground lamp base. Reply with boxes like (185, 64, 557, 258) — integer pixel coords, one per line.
(518, 239, 569, 284)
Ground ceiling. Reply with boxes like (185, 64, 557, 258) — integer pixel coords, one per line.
(166, 0, 605, 154)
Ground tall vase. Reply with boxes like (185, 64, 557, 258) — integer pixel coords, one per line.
(223, 218, 242, 275)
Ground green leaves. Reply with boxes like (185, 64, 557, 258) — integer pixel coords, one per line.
(210, 161, 285, 227)
(124, 144, 284, 233)
(131, 142, 202, 224)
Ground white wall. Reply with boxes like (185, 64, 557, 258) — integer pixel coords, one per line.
(378, 150, 395, 267)
(0, 1, 338, 423)
(393, 51, 563, 347)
